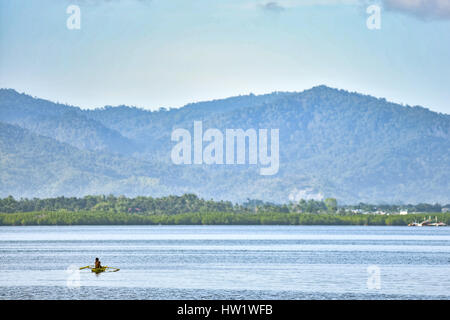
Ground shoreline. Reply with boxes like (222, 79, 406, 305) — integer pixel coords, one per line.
(0, 211, 448, 227)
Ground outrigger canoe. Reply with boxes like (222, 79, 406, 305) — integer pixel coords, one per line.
(79, 265, 120, 273)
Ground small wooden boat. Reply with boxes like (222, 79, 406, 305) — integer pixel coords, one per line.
(79, 265, 120, 273)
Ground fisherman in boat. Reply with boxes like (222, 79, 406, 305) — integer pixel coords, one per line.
(95, 257, 102, 269)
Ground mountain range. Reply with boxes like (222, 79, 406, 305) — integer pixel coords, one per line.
(1, 86, 449, 204)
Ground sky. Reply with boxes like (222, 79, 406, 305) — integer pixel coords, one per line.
(0, 0, 449, 113)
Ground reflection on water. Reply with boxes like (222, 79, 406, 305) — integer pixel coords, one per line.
(0, 225, 449, 299)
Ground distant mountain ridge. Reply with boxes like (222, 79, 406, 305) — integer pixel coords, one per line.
(1, 86, 449, 204)
(0, 89, 137, 154)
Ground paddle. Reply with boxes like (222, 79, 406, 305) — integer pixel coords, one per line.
(104, 266, 120, 272)
(79, 265, 92, 270)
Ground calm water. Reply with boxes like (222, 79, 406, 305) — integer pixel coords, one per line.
(0, 225, 449, 300)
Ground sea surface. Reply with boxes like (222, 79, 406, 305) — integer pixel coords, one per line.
(0, 225, 449, 300)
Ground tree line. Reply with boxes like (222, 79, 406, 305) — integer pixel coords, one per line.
(0, 211, 449, 226)
(0, 194, 448, 215)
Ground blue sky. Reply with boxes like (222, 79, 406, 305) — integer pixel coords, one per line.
(0, 0, 449, 113)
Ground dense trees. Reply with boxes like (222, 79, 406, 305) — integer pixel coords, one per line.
(0, 193, 448, 226)
(0, 194, 236, 214)
(0, 210, 448, 226)
(1, 194, 448, 215)
(324, 198, 338, 213)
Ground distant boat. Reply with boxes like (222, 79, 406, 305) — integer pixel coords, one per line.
(409, 216, 447, 227)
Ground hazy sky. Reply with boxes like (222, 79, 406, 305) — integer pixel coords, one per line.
(0, 0, 449, 113)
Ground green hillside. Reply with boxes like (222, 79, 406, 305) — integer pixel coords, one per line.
(1, 86, 449, 204)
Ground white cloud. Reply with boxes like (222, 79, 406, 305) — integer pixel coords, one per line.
(382, 0, 450, 20)
(262, 0, 359, 9)
(257, 0, 450, 20)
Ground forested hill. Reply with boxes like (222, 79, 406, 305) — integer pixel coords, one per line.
(1, 86, 449, 204)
